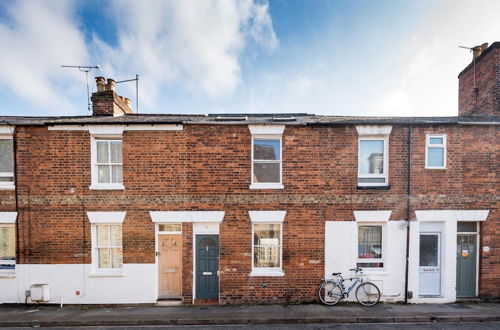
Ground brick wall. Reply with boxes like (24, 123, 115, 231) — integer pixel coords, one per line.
(8, 123, 499, 303)
(458, 42, 500, 116)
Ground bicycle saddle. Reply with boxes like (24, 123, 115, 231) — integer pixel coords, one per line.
(331, 272, 341, 275)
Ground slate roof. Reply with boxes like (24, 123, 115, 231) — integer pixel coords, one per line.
(0, 113, 498, 126)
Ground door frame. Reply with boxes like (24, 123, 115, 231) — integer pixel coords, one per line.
(155, 223, 183, 300)
(192, 222, 220, 302)
(194, 234, 220, 299)
(419, 232, 442, 296)
(456, 222, 479, 297)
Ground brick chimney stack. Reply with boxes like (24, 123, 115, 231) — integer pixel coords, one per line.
(91, 77, 134, 116)
(458, 42, 499, 116)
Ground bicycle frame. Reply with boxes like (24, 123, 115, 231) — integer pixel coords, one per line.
(340, 276, 363, 297)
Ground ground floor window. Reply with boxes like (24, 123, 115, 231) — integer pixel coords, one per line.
(357, 225, 383, 268)
(0, 224, 15, 272)
(253, 223, 282, 270)
(95, 224, 123, 269)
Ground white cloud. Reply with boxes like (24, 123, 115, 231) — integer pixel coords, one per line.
(374, 0, 500, 117)
(0, 0, 89, 115)
(93, 0, 278, 109)
(0, 0, 277, 115)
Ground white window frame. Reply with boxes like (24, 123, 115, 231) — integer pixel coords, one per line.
(356, 223, 386, 271)
(0, 135, 14, 190)
(90, 135, 125, 190)
(87, 212, 125, 276)
(425, 134, 447, 169)
(0, 212, 17, 277)
(357, 136, 389, 187)
(249, 211, 286, 277)
(250, 135, 283, 189)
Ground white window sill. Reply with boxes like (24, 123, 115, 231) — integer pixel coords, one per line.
(250, 270, 285, 277)
(89, 184, 125, 190)
(425, 166, 447, 170)
(0, 271, 16, 278)
(0, 185, 15, 190)
(88, 270, 124, 277)
(250, 183, 284, 190)
(360, 270, 388, 276)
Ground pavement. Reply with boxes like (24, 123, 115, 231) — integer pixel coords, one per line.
(0, 303, 499, 328)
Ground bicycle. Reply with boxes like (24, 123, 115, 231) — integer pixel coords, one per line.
(318, 267, 381, 306)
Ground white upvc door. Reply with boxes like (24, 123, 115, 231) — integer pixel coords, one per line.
(419, 232, 441, 296)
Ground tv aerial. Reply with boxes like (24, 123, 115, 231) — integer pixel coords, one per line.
(61, 65, 100, 112)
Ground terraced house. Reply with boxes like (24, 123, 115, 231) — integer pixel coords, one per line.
(0, 42, 498, 305)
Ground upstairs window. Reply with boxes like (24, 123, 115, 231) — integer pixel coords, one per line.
(249, 125, 285, 190)
(90, 137, 124, 190)
(426, 134, 446, 169)
(253, 139, 281, 184)
(0, 138, 14, 189)
(358, 138, 388, 186)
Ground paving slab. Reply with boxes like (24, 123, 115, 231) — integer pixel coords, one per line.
(0, 303, 498, 327)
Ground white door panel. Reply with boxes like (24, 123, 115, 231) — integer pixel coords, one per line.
(419, 233, 441, 296)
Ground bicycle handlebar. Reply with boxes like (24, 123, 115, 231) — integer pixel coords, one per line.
(349, 267, 362, 273)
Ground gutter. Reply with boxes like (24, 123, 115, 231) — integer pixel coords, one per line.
(458, 122, 500, 125)
(404, 124, 412, 304)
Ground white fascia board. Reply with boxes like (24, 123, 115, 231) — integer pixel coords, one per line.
(249, 211, 286, 223)
(354, 210, 392, 222)
(356, 125, 392, 136)
(0, 212, 18, 223)
(248, 125, 285, 135)
(87, 212, 126, 224)
(48, 124, 183, 132)
(0, 126, 15, 135)
(455, 210, 489, 222)
(415, 210, 456, 222)
(150, 211, 225, 223)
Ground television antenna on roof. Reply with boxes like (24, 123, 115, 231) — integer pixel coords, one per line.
(61, 65, 100, 112)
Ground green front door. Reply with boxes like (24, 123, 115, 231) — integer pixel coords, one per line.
(196, 235, 219, 299)
(456, 234, 477, 297)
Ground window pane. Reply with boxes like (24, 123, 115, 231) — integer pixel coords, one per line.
(419, 235, 438, 266)
(254, 246, 280, 267)
(0, 225, 15, 260)
(110, 225, 122, 246)
(111, 165, 123, 183)
(358, 226, 382, 259)
(0, 140, 14, 173)
(427, 148, 444, 167)
(96, 141, 109, 163)
(253, 163, 280, 183)
(359, 140, 384, 174)
(110, 141, 122, 163)
(429, 137, 443, 144)
(98, 248, 111, 268)
(98, 165, 111, 183)
(111, 248, 123, 268)
(96, 225, 110, 246)
(254, 224, 281, 245)
(159, 223, 182, 232)
(254, 139, 280, 160)
(357, 262, 384, 268)
(457, 222, 476, 233)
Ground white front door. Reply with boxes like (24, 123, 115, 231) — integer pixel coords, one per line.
(419, 233, 441, 296)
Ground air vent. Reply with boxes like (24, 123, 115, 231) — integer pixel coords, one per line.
(214, 115, 248, 121)
(272, 115, 296, 122)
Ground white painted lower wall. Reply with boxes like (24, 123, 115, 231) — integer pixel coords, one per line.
(0, 264, 156, 304)
(325, 220, 407, 302)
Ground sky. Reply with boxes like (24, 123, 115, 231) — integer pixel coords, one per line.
(0, 0, 499, 117)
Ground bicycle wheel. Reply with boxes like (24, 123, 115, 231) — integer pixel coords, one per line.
(355, 282, 380, 307)
(318, 281, 343, 306)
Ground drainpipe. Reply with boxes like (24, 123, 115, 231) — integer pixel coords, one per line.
(404, 125, 412, 304)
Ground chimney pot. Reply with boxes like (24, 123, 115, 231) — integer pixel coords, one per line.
(124, 98, 132, 108)
(95, 76, 106, 92)
(106, 78, 116, 91)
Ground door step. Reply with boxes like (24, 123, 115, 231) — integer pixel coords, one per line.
(156, 299, 182, 306)
(194, 298, 219, 305)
